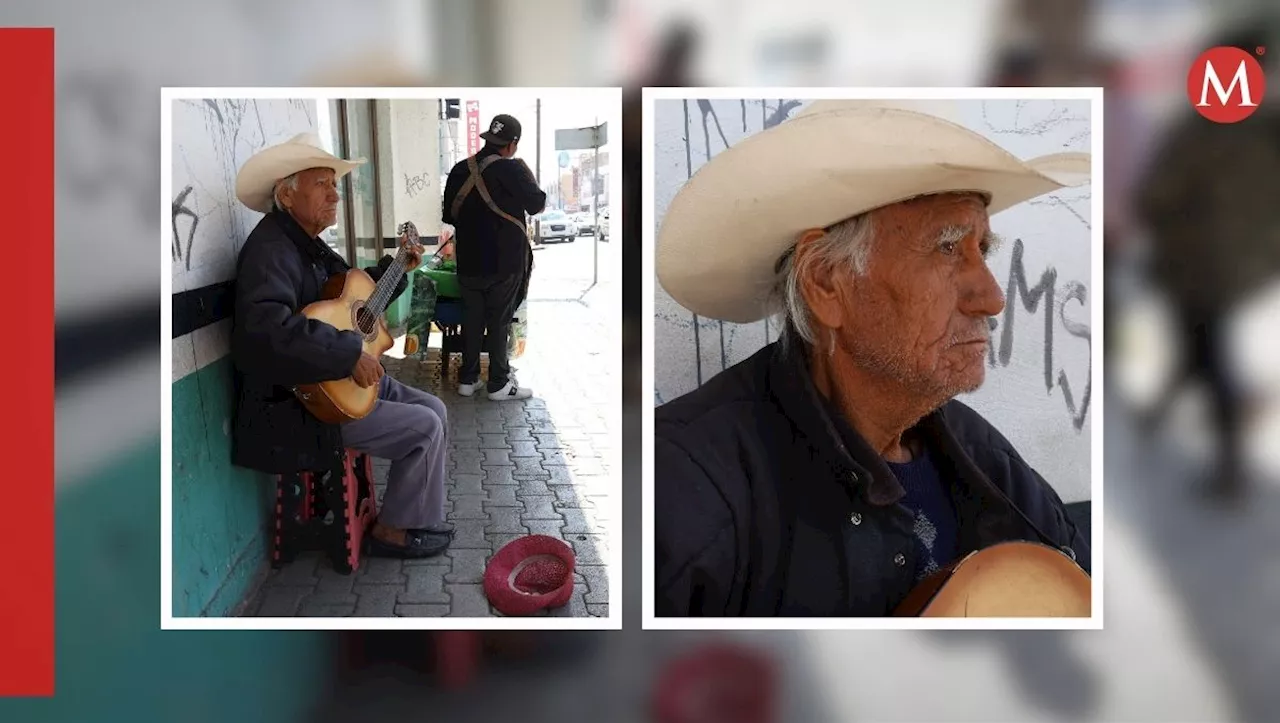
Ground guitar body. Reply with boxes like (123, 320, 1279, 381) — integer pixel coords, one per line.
(293, 269, 395, 424)
(893, 541, 1091, 618)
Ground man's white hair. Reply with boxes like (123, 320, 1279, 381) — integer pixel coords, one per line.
(771, 213, 877, 347)
(271, 172, 299, 212)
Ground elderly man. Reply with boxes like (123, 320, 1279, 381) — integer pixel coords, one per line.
(231, 132, 453, 559)
(653, 100, 1093, 617)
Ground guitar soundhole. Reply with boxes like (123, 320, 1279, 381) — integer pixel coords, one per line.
(355, 306, 378, 336)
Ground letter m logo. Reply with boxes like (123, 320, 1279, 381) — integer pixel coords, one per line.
(1187, 46, 1267, 123)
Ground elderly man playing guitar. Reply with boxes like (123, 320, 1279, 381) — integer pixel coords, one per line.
(654, 100, 1094, 617)
(230, 132, 453, 560)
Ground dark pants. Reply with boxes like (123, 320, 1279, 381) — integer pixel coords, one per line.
(1147, 304, 1242, 489)
(1180, 308, 1243, 482)
(459, 272, 523, 392)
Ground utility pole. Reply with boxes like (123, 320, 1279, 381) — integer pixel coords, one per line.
(535, 99, 542, 244)
(592, 115, 599, 286)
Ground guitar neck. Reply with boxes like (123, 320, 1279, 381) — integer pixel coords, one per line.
(367, 246, 412, 317)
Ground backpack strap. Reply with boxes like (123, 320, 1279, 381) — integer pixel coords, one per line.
(450, 154, 527, 234)
(449, 154, 503, 219)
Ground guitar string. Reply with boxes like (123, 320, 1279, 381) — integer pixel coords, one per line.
(368, 226, 409, 315)
(367, 250, 405, 321)
(363, 225, 417, 334)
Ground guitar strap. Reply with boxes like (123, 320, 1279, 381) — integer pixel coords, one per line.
(450, 154, 527, 235)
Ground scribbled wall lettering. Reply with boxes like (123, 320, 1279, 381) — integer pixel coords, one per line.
(986, 238, 1092, 431)
(403, 171, 430, 198)
(172, 185, 198, 270)
(1058, 281, 1091, 431)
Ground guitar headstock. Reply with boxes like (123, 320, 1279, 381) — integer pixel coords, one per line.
(397, 221, 420, 243)
(397, 221, 424, 255)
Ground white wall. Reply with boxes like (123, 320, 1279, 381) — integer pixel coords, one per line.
(652, 98, 1093, 503)
(383, 100, 443, 240)
(170, 98, 319, 381)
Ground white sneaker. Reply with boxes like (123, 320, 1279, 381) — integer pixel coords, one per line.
(458, 381, 481, 397)
(488, 379, 533, 401)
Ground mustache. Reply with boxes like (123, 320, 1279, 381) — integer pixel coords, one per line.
(949, 327, 991, 345)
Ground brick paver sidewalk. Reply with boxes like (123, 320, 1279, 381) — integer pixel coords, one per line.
(243, 268, 616, 618)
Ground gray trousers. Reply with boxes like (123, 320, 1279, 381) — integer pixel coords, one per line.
(340, 374, 448, 529)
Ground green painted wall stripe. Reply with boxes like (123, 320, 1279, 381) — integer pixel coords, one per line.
(171, 355, 274, 617)
(0, 442, 329, 722)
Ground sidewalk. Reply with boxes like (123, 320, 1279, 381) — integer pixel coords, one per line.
(243, 239, 616, 618)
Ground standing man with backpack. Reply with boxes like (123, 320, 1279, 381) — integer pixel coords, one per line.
(443, 113, 547, 400)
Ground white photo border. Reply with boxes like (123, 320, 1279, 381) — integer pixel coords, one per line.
(161, 86, 624, 631)
(641, 86, 1105, 631)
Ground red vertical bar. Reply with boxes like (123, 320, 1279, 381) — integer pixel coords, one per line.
(0, 27, 54, 697)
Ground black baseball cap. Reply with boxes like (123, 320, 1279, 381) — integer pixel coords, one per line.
(480, 114, 522, 145)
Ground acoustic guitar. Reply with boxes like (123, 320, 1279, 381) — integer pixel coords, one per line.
(292, 221, 425, 424)
(893, 541, 1091, 617)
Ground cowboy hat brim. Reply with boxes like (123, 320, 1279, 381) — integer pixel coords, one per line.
(235, 145, 366, 214)
(655, 106, 1091, 324)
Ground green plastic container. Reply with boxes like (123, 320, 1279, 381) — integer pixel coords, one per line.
(422, 267, 461, 299)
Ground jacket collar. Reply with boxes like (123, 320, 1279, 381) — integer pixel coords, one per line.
(765, 330, 906, 506)
(762, 328, 1058, 551)
(269, 208, 348, 271)
(764, 328, 1007, 510)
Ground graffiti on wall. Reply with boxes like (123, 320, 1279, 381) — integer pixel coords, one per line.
(170, 98, 316, 277)
(172, 185, 198, 270)
(989, 235, 1092, 431)
(403, 170, 431, 199)
(657, 98, 805, 402)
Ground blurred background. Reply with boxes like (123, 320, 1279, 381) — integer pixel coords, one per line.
(9, 0, 1280, 720)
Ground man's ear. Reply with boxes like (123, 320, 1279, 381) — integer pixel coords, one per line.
(795, 228, 846, 331)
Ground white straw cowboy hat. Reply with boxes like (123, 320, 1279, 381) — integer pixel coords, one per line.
(235, 131, 366, 213)
(656, 99, 1091, 323)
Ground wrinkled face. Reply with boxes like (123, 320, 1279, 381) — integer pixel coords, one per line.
(810, 193, 1006, 401)
(279, 167, 339, 231)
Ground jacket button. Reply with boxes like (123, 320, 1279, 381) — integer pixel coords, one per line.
(849, 471, 860, 484)
(849, 512, 862, 526)
(893, 553, 906, 567)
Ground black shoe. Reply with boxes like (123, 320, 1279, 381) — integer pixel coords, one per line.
(373, 515, 454, 538)
(366, 529, 451, 559)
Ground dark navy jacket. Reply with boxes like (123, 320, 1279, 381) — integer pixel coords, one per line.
(441, 146, 547, 278)
(653, 338, 1091, 617)
(230, 209, 407, 474)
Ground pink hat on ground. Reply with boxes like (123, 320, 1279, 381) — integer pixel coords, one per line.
(483, 535, 576, 616)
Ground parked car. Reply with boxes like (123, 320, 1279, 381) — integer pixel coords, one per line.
(572, 212, 595, 235)
(537, 210, 577, 243)
(597, 209, 609, 241)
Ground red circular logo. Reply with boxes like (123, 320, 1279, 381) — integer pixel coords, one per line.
(1187, 46, 1266, 123)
